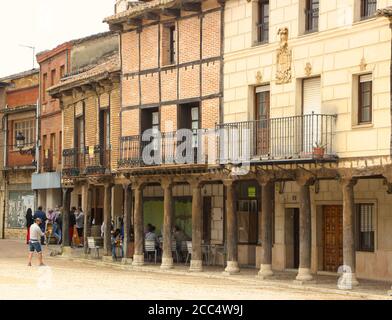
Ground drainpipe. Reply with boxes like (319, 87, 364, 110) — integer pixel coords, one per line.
(390, 18, 392, 157)
(35, 98, 40, 211)
(2, 111, 7, 239)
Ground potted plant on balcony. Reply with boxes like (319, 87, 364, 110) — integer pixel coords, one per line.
(313, 141, 325, 159)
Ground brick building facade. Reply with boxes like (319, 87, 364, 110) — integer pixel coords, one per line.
(33, 42, 73, 211)
(0, 69, 39, 240)
(48, 32, 120, 248)
(103, 0, 226, 270)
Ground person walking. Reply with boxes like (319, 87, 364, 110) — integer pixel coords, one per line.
(69, 207, 76, 247)
(28, 218, 45, 267)
(75, 207, 84, 247)
(52, 207, 62, 245)
(33, 206, 47, 245)
(25, 208, 34, 244)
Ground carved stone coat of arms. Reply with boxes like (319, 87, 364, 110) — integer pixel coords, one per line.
(276, 27, 292, 84)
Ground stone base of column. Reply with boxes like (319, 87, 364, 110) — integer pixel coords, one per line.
(257, 264, 274, 280)
(161, 257, 174, 270)
(223, 261, 240, 275)
(388, 287, 392, 296)
(61, 246, 73, 257)
(132, 254, 144, 266)
(189, 260, 203, 272)
(338, 272, 359, 290)
(121, 258, 133, 265)
(293, 268, 315, 284)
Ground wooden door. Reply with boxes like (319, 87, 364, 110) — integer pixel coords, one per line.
(323, 205, 343, 272)
(293, 208, 300, 269)
(255, 87, 270, 156)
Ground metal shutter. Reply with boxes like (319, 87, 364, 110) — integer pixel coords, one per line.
(303, 77, 321, 115)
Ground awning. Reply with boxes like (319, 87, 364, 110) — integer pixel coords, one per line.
(32, 172, 61, 190)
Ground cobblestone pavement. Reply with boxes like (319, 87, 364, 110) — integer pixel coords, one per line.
(0, 240, 390, 300)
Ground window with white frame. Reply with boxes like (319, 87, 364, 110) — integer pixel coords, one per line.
(14, 119, 35, 150)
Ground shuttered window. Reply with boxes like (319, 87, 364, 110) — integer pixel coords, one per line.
(358, 74, 372, 124)
(357, 204, 375, 252)
(303, 77, 321, 115)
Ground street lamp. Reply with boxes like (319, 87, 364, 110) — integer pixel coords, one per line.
(15, 131, 36, 158)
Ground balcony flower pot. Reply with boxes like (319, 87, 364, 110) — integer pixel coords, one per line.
(312, 147, 325, 159)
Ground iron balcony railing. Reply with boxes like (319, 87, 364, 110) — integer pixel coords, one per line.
(119, 114, 336, 169)
(217, 113, 337, 164)
(119, 129, 216, 168)
(62, 145, 110, 176)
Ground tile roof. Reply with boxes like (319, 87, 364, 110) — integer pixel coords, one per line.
(104, 0, 178, 24)
(48, 54, 120, 94)
(0, 69, 39, 82)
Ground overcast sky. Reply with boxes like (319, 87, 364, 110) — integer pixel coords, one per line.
(0, 0, 114, 78)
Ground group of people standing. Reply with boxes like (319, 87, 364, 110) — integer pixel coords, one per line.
(25, 206, 84, 247)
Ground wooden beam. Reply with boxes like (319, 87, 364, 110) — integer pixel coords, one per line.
(182, 2, 202, 12)
(161, 9, 181, 18)
(143, 12, 160, 21)
(109, 24, 123, 32)
(127, 18, 142, 27)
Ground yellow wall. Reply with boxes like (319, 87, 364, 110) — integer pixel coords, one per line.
(224, 0, 392, 159)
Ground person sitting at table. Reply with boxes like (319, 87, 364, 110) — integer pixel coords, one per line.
(173, 225, 190, 261)
(145, 225, 160, 254)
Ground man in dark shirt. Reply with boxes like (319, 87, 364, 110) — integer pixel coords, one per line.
(33, 206, 47, 244)
(69, 207, 77, 247)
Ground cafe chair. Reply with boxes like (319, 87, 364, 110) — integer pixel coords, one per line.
(144, 239, 158, 264)
(171, 240, 179, 263)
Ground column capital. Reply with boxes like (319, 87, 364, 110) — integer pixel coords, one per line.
(122, 182, 131, 190)
(256, 173, 275, 186)
(62, 187, 73, 194)
(222, 179, 235, 188)
(339, 175, 358, 188)
(296, 171, 315, 187)
(382, 164, 392, 184)
(189, 178, 203, 189)
(161, 177, 174, 189)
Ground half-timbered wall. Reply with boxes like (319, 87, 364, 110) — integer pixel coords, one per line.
(121, 0, 223, 135)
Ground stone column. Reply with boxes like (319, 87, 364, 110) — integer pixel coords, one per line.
(161, 179, 174, 269)
(61, 188, 72, 248)
(258, 179, 275, 279)
(190, 180, 203, 272)
(132, 183, 144, 266)
(223, 180, 240, 275)
(340, 177, 359, 287)
(103, 183, 112, 257)
(295, 176, 314, 282)
(122, 183, 132, 263)
(83, 184, 92, 255)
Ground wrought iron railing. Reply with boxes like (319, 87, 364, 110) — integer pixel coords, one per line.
(119, 129, 216, 168)
(216, 113, 337, 164)
(62, 145, 110, 176)
(84, 145, 111, 175)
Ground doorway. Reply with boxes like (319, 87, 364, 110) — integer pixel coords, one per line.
(323, 205, 343, 272)
(285, 208, 300, 269)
